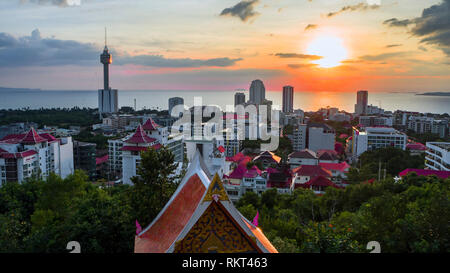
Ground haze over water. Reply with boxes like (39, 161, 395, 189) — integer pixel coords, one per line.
(1, 89, 449, 115)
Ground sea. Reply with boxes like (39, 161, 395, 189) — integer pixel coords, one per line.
(0, 89, 449, 114)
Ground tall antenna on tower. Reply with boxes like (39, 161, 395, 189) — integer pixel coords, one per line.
(104, 27, 107, 47)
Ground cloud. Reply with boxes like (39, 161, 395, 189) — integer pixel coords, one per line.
(116, 55, 243, 68)
(19, 0, 80, 7)
(327, 3, 380, 18)
(0, 29, 98, 67)
(0, 30, 242, 68)
(383, 18, 413, 27)
(383, 0, 450, 56)
(287, 63, 318, 69)
(360, 52, 408, 61)
(386, 44, 402, 48)
(305, 24, 318, 31)
(220, 0, 260, 22)
(274, 53, 322, 60)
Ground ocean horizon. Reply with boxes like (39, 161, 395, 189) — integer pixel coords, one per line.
(1, 88, 449, 115)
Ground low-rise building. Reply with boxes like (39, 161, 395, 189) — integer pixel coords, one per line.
(288, 149, 318, 169)
(352, 126, 407, 160)
(291, 165, 332, 189)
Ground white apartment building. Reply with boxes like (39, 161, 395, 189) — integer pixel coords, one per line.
(425, 142, 449, 171)
(352, 126, 407, 159)
(0, 128, 74, 185)
(108, 117, 184, 183)
(308, 123, 335, 152)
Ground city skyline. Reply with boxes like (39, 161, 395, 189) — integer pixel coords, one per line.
(0, 0, 449, 92)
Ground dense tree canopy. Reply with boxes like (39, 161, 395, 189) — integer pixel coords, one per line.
(236, 174, 449, 253)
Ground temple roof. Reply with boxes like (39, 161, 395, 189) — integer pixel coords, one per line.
(21, 127, 47, 144)
(125, 125, 157, 144)
(142, 117, 160, 131)
(135, 150, 277, 253)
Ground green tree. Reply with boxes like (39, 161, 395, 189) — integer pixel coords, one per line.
(129, 146, 179, 227)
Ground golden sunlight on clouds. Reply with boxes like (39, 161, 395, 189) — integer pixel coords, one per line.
(306, 35, 348, 68)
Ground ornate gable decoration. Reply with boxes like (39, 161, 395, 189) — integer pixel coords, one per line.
(203, 174, 229, 203)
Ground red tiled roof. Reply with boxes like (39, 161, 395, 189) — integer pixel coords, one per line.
(227, 152, 244, 162)
(243, 165, 262, 178)
(134, 174, 206, 253)
(125, 125, 157, 144)
(39, 133, 57, 142)
(304, 175, 338, 188)
(293, 165, 332, 177)
(242, 217, 278, 253)
(289, 149, 317, 159)
(406, 143, 427, 151)
(317, 150, 338, 161)
(319, 162, 351, 172)
(227, 164, 247, 179)
(399, 169, 450, 179)
(21, 128, 47, 144)
(142, 117, 160, 131)
(96, 155, 109, 165)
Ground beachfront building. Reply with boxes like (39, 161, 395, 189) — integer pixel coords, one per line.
(0, 128, 74, 185)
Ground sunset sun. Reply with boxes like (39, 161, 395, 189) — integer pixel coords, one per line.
(306, 35, 348, 68)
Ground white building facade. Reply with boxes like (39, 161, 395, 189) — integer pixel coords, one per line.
(0, 128, 74, 185)
(352, 127, 407, 159)
(425, 142, 449, 171)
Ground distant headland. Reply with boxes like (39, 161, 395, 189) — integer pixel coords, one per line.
(0, 87, 41, 92)
(416, 92, 450, 96)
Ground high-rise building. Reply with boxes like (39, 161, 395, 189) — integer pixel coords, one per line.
(282, 86, 294, 113)
(234, 92, 246, 107)
(98, 31, 118, 115)
(354, 90, 368, 115)
(249, 79, 265, 104)
(307, 123, 336, 152)
(73, 141, 97, 180)
(168, 97, 184, 116)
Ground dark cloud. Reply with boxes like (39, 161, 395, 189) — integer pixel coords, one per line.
(274, 53, 322, 60)
(0, 29, 98, 67)
(0, 30, 242, 68)
(383, 18, 413, 27)
(360, 52, 408, 61)
(327, 3, 380, 18)
(305, 24, 318, 31)
(287, 63, 318, 69)
(383, 0, 450, 56)
(386, 44, 402, 48)
(220, 0, 260, 22)
(116, 55, 243, 68)
(19, 0, 80, 7)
